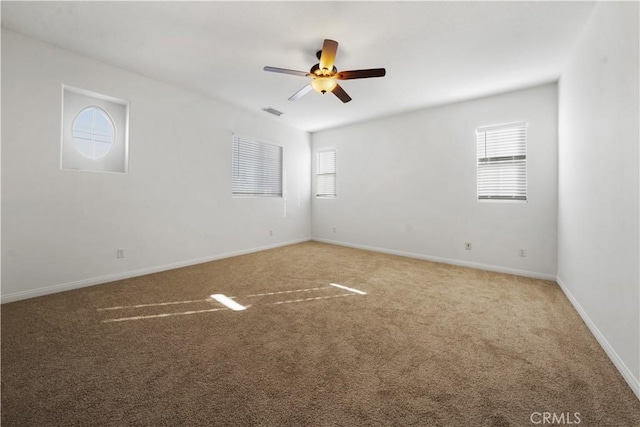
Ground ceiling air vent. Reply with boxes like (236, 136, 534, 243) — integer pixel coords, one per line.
(262, 107, 283, 117)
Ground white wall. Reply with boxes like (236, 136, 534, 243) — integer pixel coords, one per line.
(1, 29, 311, 302)
(558, 2, 639, 397)
(312, 84, 558, 279)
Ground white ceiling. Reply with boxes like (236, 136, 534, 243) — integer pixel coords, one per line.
(1, 1, 595, 133)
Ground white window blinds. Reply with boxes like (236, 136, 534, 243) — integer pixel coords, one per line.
(232, 135, 283, 197)
(477, 122, 527, 201)
(316, 150, 337, 198)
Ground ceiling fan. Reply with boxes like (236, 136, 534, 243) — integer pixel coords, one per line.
(264, 39, 386, 103)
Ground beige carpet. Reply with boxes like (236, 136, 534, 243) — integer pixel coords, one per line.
(2, 242, 638, 426)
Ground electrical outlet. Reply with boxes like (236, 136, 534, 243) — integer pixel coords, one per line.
(465, 242, 472, 250)
(269, 229, 274, 237)
(116, 248, 125, 258)
(332, 226, 337, 233)
(519, 248, 527, 257)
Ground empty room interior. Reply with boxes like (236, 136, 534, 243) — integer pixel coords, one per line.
(1, 1, 639, 426)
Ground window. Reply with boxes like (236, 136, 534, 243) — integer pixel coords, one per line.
(72, 106, 116, 160)
(232, 135, 283, 197)
(316, 149, 337, 198)
(61, 86, 129, 173)
(476, 122, 527, 201)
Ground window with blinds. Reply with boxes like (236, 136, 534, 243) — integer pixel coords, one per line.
(232, 135, 282, 197)
(316, 149, 337, 198)
(477, 122, 527, 201)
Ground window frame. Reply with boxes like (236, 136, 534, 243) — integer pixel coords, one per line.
(476, 121, 528, 203)
(315, 149, 337, 199)
(231, 134, 283, 198)
(60, 85, 129, 174)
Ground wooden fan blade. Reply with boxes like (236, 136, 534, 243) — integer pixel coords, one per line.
(319, 39, 339, 72)
(264, 66, 310, 77)
(335, 68, 386, 80)
(332, 83, 352, 103)
(288, 84, 313, 101)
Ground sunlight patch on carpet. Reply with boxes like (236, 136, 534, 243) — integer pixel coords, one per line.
(99, 283, 367, 323)
(97, 299, 209, 311)
(329, 283, 367, 295)
(102, 307, 229, 323)
(211, 294, 247, 311)
(245, 286, 330, 297)
(268, 293, 355, 305)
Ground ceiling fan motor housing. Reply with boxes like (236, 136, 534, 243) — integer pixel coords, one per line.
(310, 63, 337, 77)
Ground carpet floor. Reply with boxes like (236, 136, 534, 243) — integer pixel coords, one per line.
(2, 242, 638, 426)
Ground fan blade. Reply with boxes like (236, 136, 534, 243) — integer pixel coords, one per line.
(264, 66, 310, 77)
(319, 39, 339, 72)
(335, 68, 386, 80)
(332, 84, 352, 103)
(288, 84, 313, 101)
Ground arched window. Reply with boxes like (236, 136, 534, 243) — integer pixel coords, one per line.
(72, 106, 116, 160)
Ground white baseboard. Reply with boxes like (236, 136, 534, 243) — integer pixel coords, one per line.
(4, 237, 637, 400)
(1, 238, 311, 304)
(556, 276, 640, 400)
(312, 238, 556, 281)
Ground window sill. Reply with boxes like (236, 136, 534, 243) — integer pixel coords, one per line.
(477, 199, 527, 204)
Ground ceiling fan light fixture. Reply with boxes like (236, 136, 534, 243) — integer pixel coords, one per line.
(311, 77, 337, 94)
